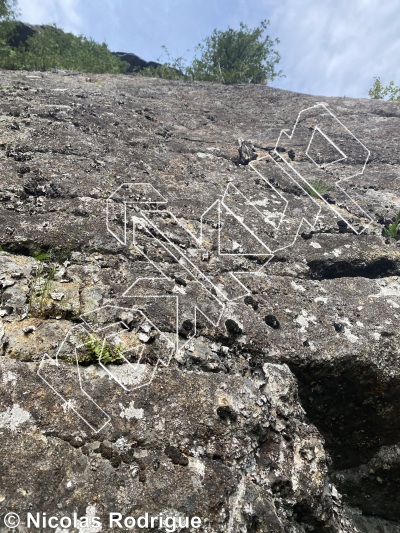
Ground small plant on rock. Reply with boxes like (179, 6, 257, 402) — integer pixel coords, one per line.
(77, 334, 125, 365)
(32, 247, 53, 261)
(306, 179, 332, 199)
(383, 213, 400, 240)
(28, 262, 56, 317)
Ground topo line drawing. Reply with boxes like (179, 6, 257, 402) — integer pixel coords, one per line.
(38, 103, 374, 432)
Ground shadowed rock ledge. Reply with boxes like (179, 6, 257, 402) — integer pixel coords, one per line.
(0, 70, 399, 532)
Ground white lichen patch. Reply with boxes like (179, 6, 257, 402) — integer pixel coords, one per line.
(114, 436, 131, 452)
(294, 310, 317, 333)
(188, 456, 205, 483)
(324, 248, 342, 258)
(2, 370, 18, 386)
(119, 401, 144, 420)
(100, 362, 148, 388)
(196, 151, 214, 159)
(291, 281, 306, 292)
(344, 327, 359, 344)
(0, 404, 30, 432)
(368, 278, 400, 305)
(172, 283, 186, 295)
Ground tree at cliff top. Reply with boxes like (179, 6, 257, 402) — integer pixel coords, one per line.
(141, 20, 283, 84)
(190, 20, 282, 84)
(369, 77, 400, 101)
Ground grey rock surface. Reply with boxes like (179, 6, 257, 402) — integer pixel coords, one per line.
(0, 70, 399, 532)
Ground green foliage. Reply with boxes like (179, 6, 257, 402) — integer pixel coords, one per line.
(28, 262, 56, 317)
(139, 20, 283, 85)
(78, 334, 125, 365)
(383, 213, 400, 240)
(0, 84, 18, 90)
(369, 77, 400, 101)
(0, 22, 129, 73)
(306, 179, 332, 198)
(28, 247, 68, 317)
(31, 246, 69, 264)
(1, 15, 282, 83)
(140, 45, 187, 80)
(0, 0, 17, 61)
(32, 247, 53, 262)
(0, 0, 17, 19)
(190, 20, 282, 84)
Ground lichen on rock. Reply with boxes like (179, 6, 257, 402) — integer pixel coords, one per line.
(0, 70, 399, 532)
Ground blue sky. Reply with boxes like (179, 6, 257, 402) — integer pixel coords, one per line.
(17, 0, 400, 98)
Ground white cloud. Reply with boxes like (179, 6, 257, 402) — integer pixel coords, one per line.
(18, 0, 83, 35)
(268, 0, 400, 96)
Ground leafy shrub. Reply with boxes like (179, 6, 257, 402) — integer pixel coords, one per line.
(383, 213, 400, 240)
(140, 20, 283, 85)
(140, 45, 187, 80)
(190, 20, 282, 84)
(369, 77, 400, 101)
(0, 22, 129, 73)
(0, 0, 17, 19)
(78, 334, 125, 365)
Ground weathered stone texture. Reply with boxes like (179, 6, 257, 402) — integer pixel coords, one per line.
(0, 70, 399, 532)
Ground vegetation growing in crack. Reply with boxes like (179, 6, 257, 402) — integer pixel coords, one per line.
(28, 248, 68, 317)
(28, 261, 56, 317)
(383, 213, 400, 240)
(32, 247, 53, 262)
(75, 334, 126, 365)
(306, 179, 332, 199)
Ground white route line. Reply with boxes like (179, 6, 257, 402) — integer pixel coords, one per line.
(40, 103, 375, 432)
(273, 103, 373, 234)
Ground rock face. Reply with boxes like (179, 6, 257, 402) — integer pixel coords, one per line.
(0, 70, 399, 532)
(111, 52, 161, 72)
